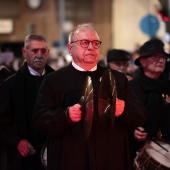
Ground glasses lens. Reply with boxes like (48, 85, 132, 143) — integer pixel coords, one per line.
(80, 40, 89, 48)
(92, 40, 101, 49)
(153, 55, 165, 60)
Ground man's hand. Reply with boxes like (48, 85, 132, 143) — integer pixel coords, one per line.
(115, 98, 125, 117)
(134, 127, 147, 141)
(17, 139, 36, 157)
(68, 104, 82, 122)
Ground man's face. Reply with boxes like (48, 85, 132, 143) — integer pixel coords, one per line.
(140, 53, 166, 77)
(67, 28, 100, 69)
(22, 40, 49, 74)
(108, 60, 129, 73)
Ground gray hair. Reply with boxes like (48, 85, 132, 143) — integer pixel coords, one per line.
(24, 34, 48, 49)
(68, 23, 99, 43)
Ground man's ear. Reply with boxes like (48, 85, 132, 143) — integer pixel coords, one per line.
(140, 58, 146, 67)
(67, 44, 72, 56)
(22, 47, 27, 59)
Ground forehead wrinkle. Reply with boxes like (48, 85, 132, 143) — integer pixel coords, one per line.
(74, 30, 100, 42)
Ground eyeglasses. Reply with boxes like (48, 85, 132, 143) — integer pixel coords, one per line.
(151, 54, 166, 61)
(30, 48, 48, 55)
(70, 39, 102, 49)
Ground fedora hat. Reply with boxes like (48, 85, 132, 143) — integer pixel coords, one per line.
(107, 49, 130, 62)
(135, 38, 170, 66)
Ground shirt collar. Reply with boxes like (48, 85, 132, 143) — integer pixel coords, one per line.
(28, 66, 46, 76)
(72, 61, 97, 71)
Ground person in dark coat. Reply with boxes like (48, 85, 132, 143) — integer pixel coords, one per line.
(0, 64, 12, 85)
(33, 23, 147, 170)
(129, 38, 170, 168)
(0, 34, 54, 170)
(106, 49, 132, 80)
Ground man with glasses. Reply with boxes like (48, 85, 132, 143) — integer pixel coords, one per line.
(33, 23, 147, 170)
(128, 38, 170, 167)
(0, 34, 54, 170)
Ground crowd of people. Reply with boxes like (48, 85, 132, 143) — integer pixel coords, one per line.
(0, 23, 170, 170)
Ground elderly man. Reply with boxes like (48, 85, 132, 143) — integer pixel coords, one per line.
(33, 23, 147, 170)
(129, 38, 170, 168)
(0, 34, 54, 170)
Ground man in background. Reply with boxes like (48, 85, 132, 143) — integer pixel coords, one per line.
(107, 49, 133, 80)
(129, 38, 170, 168)
(0, 34, 54, 170)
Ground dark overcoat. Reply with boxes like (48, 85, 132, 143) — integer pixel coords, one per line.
(33, 64, 147, 170)
(129, 71, 170, 163)
(0, 62, 54, 170)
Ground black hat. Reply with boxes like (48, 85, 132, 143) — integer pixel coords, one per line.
(135, 38, 170, 66)
(107, 49, 130, 62)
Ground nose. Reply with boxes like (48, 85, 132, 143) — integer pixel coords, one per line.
(36, 50, 42, 57)
(87, 42, 94, 49)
